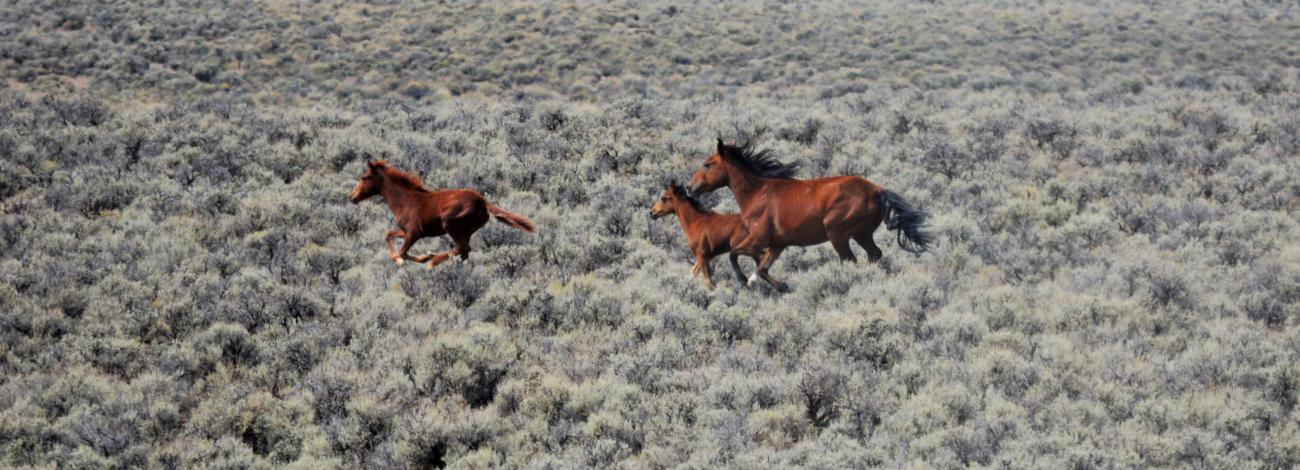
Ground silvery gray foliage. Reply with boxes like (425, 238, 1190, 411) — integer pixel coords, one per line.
(2, 0, 1300, 468)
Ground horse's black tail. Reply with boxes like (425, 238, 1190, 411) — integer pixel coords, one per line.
(878, 189, 933, 254)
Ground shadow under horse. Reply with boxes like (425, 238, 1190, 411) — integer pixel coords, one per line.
(688, 139, 932, 291)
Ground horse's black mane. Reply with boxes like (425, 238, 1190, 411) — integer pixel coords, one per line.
(718, 140, 800, 179)
(669, 181, 712, 214)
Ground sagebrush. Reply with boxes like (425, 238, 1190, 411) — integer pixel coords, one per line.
(2, 1, 1299, 468)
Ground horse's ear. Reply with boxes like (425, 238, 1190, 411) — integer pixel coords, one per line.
(716, 138, 725, 155)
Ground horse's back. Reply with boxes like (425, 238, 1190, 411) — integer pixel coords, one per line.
(810, 175, 878, 195)
(763, 176, 877, 213)
(430, 188, 485, 201)
(758, 175, 884, 246)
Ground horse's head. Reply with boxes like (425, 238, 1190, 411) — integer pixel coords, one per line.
(650, 183, 684, 219)
(350, 159, 386, 203)
(687, 139, 730, 195)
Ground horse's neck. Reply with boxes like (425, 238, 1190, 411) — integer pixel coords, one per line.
(674, 206, 711, 245)
(725, 166, 765, 210)
(673, 204, 702, 229)
(379, 181, 426, 215)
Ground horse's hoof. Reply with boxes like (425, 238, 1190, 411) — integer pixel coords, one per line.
(395, 258, 405, 266)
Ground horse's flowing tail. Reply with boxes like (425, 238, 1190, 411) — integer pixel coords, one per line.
(878, 189, 933, 253)
(487, 204, 535, 233)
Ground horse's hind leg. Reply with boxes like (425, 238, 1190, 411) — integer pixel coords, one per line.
(421, 237, 458, 270)
(421, 226, 472, 270)
(854, 231, 883, 263)
(825, 216, 861, 262)
(854, 204, 886, 263)
(408, 252, 436, 263)
(424, 251, 453, 270)
(827, 224, 858, 263)
(830, 237, 857, 263)
(447, 224, 475, 262)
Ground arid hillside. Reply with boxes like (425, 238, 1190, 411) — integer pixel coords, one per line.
(2, 1, 1299, 468)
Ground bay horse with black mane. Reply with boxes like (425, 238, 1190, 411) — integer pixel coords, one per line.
(350, 158, 534, 269)
(650, 182, 758, 289)
(688, 139, 932, 291)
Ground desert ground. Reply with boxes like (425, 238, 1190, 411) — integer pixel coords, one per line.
(2, 1, 1299, 468)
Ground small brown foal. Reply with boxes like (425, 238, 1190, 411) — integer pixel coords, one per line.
(650, 183, 756, 289)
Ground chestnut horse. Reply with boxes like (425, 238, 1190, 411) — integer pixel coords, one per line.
(349, 159, 534, 269)
(688, 139, 931, 291)
(650, 182, 758, 289)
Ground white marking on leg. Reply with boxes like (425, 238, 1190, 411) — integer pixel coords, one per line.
(747, 272, 759, 286)
(395, 258, 405, 266)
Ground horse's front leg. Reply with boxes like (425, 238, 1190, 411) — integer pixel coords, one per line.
(395, 233, 427, 266)
(385, 229, 406, 262)
(733, 232, 762, 257)
(751, 247, 788, 292)
(728, 252, 748, 283)
(733, 217, 771, 258)
(694, 255, 716, 290)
